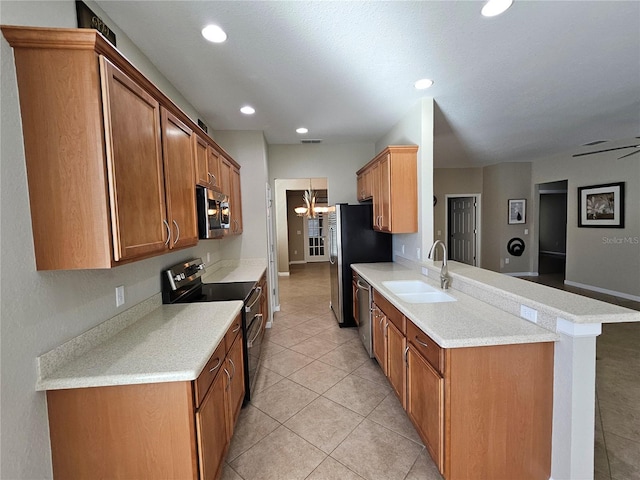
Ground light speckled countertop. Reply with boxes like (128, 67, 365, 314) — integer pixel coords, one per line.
(352, 263, 560, 348)
(36, 301, 243, 391)
(202, 258, 267, 283)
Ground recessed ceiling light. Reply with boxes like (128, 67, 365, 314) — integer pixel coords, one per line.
(296, 127, 309, 134)
(481, 0, 513, 17)
(201, 24, 227, 43)
(240, 106, 255, 115)
(414, 78, 434, 90)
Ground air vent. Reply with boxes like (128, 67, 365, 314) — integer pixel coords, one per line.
(301, 139, 323, 144)
(582, 140, 608, 146)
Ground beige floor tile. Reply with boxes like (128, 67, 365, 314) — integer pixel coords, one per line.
(288, 360, 349, 394)
(405, 449, 444, 480)
(289, 336, 338, 359)
(293, 318, 332, 336)
(315, 328, 356, 346)
(252, 365, 284, 394)
(268, 328, 312, 348)
(230, 425, 326, 480)
(305, 457, 365, 480)
(605, 432, 640, 480)
(368, 392, 423, 445)
(331, 418, 423, 480)
(250, 378, 319, 423)
(285, 396, 364, 454)
(323, 374, 390, 416)
(221, 463, 243, 480)
(260, 339, 286, 359)
(318, 343, 369, 373)
(600, 398, 640, 443)
(351, 358, 388, 386)
(226, 405, 280, 462)
(261, 348, 314, 377)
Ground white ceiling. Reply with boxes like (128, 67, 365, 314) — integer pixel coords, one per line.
(95, 1, 640, 168)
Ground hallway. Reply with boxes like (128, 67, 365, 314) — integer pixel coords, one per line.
(221, 263, 441, 480)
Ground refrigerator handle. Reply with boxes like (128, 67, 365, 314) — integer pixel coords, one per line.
(328, 226, 336, 265)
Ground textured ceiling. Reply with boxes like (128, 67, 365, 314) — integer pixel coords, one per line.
(96, 1, 640, 167)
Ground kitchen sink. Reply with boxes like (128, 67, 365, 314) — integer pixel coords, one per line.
(382, 280, 457, 304)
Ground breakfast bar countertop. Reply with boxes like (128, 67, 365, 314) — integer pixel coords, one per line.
(352, 262, 560, 349)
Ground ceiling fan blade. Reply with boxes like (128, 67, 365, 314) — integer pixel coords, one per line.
(573, 144, 640, 157)
(618, 148, 640, 160)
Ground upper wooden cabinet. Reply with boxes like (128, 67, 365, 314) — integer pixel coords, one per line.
(219, 154, 243, 235)
(356, 145, 418, 233)
(2, 25, 243, 269)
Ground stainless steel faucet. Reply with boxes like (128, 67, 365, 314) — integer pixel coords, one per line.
(428, 240, 451, 289)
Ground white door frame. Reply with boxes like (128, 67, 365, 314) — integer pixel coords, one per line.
(444, 194, 481, 267)
(265, 183, 278, 324)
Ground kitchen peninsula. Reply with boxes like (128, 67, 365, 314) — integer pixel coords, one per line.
(353, 259, 640, 480)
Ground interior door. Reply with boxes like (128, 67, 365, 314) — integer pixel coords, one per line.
(448, 196, 477, 266)
(304, 213, 329, 262)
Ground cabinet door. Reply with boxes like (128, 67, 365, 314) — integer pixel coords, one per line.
(161, 108, 198, 249)
(378, 153, 392, 232)
(194, 135, 210, 186)
(219, 156, 232, 196)
(101, 57, 168, 261)
(372, 304, 387, 375)
(387, 320, 406, 408)
(230, 166, 243, 234)
(196, 370, 228, 480)
(372, 162, 382, 230)
(407, 344, 444, 472)
(226, 334, 245, 439)
(208, 145, 221, 189)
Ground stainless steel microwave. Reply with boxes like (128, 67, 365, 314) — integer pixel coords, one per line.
(196, 187, 230, 238)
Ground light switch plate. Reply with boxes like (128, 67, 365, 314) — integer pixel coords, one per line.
(520, 305, 538, 323)
(116, 286, 125, 307)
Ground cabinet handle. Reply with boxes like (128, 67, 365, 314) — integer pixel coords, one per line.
(247, 286, 263, 311)
(224, 368, 231, 391)
(404, 345, 409, 363)
(248, 314, 264, 347)
(163, 220, 171, 246)
(207, 172, 213, 185)
(228, 358, 236, 380)
(232, 323, 241, 333)
(209, 357, 221, 373)
(173, 220, 180, 245)
(211, 173, 217, 185)
(414, 336, 430, 348)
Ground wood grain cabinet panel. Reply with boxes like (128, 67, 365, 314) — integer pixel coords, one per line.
(372, 304, 388, 376)
(356, 145, 418, 233)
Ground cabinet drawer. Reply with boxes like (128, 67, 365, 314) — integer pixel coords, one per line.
(407, 321, 443, 374)
(195, 341, 226, 408)
(225, 313, 243, 352)
(373, 290, 405, 333)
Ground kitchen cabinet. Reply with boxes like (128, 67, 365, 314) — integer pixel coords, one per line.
(372, 303, 387, 376)
(2, 26, 244, 269)
(356, 145, 418, 233)
(45, 313, 245, 479)
(194, 135, 222, 189)
(230, 165, 243, 234)
(161, 107, 198, 249)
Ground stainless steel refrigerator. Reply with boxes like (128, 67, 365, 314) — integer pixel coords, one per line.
(328, 203, 392, 326)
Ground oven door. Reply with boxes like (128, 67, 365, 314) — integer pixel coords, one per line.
(244, 288, 264, 398)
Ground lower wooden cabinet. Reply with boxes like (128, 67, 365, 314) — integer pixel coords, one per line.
(46, 314, 245, 479)
(368, 286, 554, 480)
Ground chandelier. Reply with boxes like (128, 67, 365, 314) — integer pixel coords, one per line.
(294, 182, 329, 218)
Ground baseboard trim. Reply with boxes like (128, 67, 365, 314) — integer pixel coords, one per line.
(505, 272, 538, 277)
(564, 280, 640, 302)
(288, 260, 306, 265)
(277, 272, 290, 277)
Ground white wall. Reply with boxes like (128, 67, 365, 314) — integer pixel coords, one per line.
(375, 98, 435, 262)
(268, 143, 375, 205)
(212, 130, 270, 261)
(0, 2, 226, 477)
(532, 150, 640, 298)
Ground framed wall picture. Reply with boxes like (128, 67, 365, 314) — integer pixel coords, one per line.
(578, 182, 625, 228)
(508, 199, 526, 224)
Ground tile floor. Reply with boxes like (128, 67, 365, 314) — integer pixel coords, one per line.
(222, 264, 640, 480)
(221, 262, 442, 480)
(523, 273, 640, 480)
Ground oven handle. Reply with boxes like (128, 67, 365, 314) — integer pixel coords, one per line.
(247, 313, 264, 348)
(245, 286, 262, 312)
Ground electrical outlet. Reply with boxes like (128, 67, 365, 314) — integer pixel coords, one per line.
(401, 244, 405, 254)
(524, 228, 529, 235)
(505, 258, 510, 264)
(437, 230, 441, 236)
(206, 252, 211, 263)
(115, 285, 125, 307)
(294, 250, 297, 255)
(416, 248, 421, 259)
(520, 305, 538, 323)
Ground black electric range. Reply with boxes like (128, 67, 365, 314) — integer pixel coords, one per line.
(161, 258, 265, 403)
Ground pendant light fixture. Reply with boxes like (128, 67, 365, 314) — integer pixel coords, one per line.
(294, 180, 329, 218)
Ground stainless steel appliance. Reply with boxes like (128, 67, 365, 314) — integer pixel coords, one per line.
(354, 273, 374, 357)
(196, 186, 230, 239)
(162, 258, 265, 402)
(328, 203, 392, 327)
